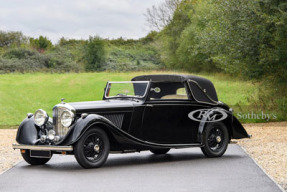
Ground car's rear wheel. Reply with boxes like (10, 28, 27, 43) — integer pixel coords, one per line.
(150, 148, 170, 155)
(201, 122, 229, 158)
(21, 150, 52, 165)
(74, 128, 110, 169)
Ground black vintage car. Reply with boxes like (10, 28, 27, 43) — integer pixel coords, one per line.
(13, 74, 250, 168)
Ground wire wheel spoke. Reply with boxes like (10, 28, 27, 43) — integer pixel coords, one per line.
(83, 133, 104, 162)
(208, 127, 224, 152)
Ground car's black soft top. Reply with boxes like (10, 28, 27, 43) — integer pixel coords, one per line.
(132, 74, 204, 83)
(132, 74, 218, 102)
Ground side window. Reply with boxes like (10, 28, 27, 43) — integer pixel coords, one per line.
(149, 82, 190, 100)
(176, 88, 187, 95)
(161, 87, 188, 100)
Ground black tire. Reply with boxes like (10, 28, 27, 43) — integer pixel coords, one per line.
(201, 122, 229, 158)
(74, 128, 110, 169)
(150, 148, 170, 155)
(21, 150, 52, 165)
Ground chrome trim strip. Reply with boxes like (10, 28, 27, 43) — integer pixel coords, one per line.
(12, 144, 73, 151)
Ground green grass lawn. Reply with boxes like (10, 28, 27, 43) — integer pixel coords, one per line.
(0, 71, 257, 127)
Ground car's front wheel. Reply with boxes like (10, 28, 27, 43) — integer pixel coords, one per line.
(201, 122, 229, 158)
(74, 128, 110, 169)
(21, 150, 52, 165)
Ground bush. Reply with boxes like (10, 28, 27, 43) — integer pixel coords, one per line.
(103, 60, 161, 71)
(0, 48, 82, 73)
(3, 48, 42, 59)
(46, 47, 82, 72)
(0, 58, 44, 73)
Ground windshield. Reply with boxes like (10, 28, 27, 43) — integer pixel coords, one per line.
(105, 81, 149, 99)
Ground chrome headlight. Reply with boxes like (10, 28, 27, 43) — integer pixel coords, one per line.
(61, 110, 74, 128)
(34, 109, 49, 127)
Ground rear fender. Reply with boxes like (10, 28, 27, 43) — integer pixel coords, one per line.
(230, 116, 250, 139)
(197, 108, 250, 143)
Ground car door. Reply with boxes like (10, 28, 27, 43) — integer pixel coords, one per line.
(141, 83, 205, 144)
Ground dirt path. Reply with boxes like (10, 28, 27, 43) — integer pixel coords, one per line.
(1, 122, 286, 191)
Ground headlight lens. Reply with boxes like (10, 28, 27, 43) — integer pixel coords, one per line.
(61, 110, 74, 128)
(34, 109, 49, 127)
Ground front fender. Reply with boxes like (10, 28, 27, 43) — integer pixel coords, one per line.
(16, 117, 39, 145)
(59, 114, 118, 146)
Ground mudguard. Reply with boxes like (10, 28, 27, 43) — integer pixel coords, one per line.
(59, 114, 119, 146)
(15, 114, 125, 147)
(16, 117, 38, 145)
(197, 108, 250, 142)
(231, 116, 250, 139)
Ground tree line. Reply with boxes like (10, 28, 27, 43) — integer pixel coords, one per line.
(145, 0, 286, 120)
(0, 31, 161, 73)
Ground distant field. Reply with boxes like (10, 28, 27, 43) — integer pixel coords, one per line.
(0, 72, 257, 127)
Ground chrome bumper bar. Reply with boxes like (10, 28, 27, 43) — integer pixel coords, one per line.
(12, 144, 73, 151)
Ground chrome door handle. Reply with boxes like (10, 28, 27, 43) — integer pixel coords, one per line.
(146, 104, 154, 107)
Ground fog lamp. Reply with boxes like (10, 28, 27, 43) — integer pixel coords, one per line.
(48, 130, 56, 141)
(40, 135, 47, 143)
(53, 136, 60, 142)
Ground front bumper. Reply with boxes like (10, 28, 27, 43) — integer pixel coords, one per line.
(12, 144, 73, 151)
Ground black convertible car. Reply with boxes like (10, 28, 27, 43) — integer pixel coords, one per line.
(13, 74, 250, 168)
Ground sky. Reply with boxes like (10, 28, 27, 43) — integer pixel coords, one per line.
(0, 0, 165, 43)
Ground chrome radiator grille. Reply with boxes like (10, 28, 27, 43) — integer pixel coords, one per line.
(53, 107, 70, 138)
(102, 114, 124, 128)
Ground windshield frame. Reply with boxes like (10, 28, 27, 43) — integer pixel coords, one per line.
(104, 81, 150, 99)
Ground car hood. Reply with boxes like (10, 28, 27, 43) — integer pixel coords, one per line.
(67, 99, 139, 114)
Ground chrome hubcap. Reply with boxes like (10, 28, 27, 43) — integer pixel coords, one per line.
(216, 136, 221, 143)
(94, 144, 100, 153)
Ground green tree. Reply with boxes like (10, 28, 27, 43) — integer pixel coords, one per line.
(0, 31, 27, 47)
(30, 36, 53, 52)
(155, 0, 193, 69)
(84, 36, 106, 71)
(149, 0, 286, 119)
